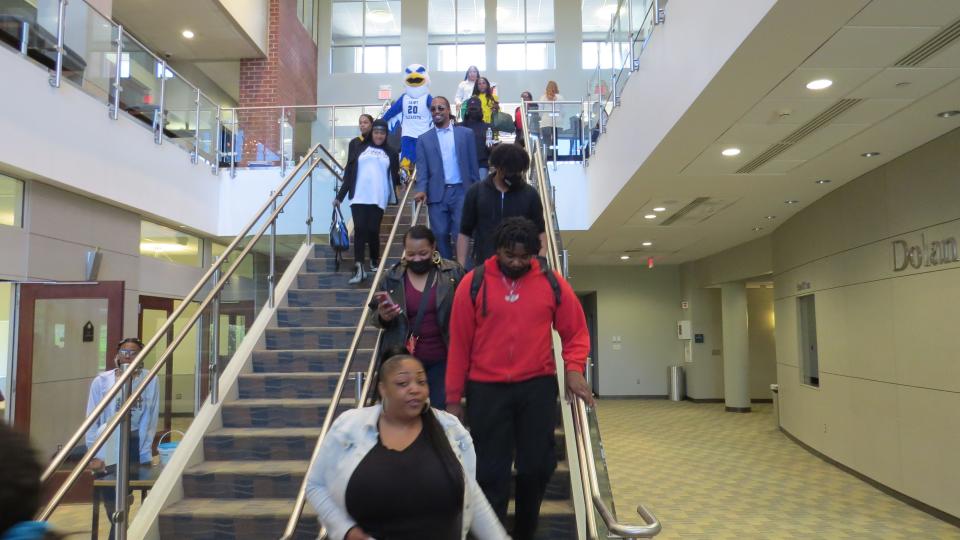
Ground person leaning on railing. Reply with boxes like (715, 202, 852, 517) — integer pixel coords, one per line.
(304, 351, 509, 540)
(0, 423, 64, 540)
(370, 225, 466, 407)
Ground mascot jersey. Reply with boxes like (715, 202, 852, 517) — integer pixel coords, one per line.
(382, 64, 433, 171)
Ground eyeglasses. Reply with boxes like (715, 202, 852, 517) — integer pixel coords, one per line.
(117, 349, 138, 357)
(430, 105, 447, 112)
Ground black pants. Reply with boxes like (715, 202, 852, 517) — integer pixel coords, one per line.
(96, 432, 141, 538)
(351, 204, 384, 264)
(467, 376, 558, 540)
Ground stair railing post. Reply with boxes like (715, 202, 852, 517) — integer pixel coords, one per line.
(192, 87, 201, 164)
(268, 194, 277, 308)
(306, 159, 314, 245)
(213, 105, 222, 174)
(110, 25, 123, 120)
(280, 106, 287, 177)
(210, 266, 221, 405)
(49, 0, 66, 88)
(355, 372, 364, 405)
(154, 60, 166, 145)
(230, 113, 238, 178)
(113, 369, 133, 540)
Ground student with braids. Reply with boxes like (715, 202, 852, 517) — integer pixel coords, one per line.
(305, 349, 508, 540)
(446, 216, 592, 540)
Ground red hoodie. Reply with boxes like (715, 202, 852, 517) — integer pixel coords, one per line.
(445, 257, 590, 404)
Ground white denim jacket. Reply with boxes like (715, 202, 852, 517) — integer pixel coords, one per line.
(305, 404, 509, 540)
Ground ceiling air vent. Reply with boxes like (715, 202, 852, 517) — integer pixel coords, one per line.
(660, 197, 710, 226)
(895, 17, 960, 67)
(735, 98, 862, 174)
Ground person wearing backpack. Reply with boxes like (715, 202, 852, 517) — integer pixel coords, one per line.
(445, 217, 593, 540)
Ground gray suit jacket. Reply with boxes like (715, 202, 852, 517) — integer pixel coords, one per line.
(415, 126, 481, 202)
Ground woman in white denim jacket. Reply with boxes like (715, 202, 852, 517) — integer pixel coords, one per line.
(305, 354, 509, 540)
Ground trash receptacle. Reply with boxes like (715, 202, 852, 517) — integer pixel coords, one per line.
(668, 365, 685, 401)
(770, 383, 780, 428)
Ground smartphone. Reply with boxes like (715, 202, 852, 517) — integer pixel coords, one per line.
(374, 291, 400, 311)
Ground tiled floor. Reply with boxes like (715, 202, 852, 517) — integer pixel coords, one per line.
(595, 399, 960, 540)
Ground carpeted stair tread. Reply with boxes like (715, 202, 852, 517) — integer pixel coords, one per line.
(208, 427, 322, 438)
(225, 397, 357, 407)
(185, 460, 309, 475)
(161, 498, 317, 518)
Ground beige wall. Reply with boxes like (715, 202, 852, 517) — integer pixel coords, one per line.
(0, 179, 207, 449)
(747, 287, 776, 400)
(568, 265, 683, 396)
(773, 127, 960, 518)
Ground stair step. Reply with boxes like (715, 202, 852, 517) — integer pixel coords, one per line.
(287, 288, 370, 307)
(203, 427, 321, 461)
(222, 397, 355, 428)
(265, 326, 379, 350)
(182, 460, 308, 499)
(296, 272, 371, 289)
(306, 255, 400, 272)
(509, 463, 571, 501)
(276, 306, 366, 328)
(252, 349, 369, 373)
(159, 498, 318, 540)
(506, 499, 577, 539)
(238, 372, 358, 399)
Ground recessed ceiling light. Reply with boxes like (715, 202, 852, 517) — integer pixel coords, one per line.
(652, 207, 666, 212)
(620, 255, 630, 260)
(642, 241, 653, 246)
(937, 110, 960, 118)
(644, 214, 657, 219)
(764, 215, 776, 220)
(784, 200, 800, 205)
(181, 29, 194, 39)
(752, 226, 764, 232)
(367, 9, 394, 23)
(861, 152, 880, 157)
(806, 79, 833, 90)
(815, 179, 831, 184)
(721, 147, 741, 157)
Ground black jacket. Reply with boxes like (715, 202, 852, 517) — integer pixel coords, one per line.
(369, 258, 466, 351)
(337, 138, 401, 202)
(459, 178, 546, 265)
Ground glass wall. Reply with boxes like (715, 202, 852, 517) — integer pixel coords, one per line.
(428, 0, 486, 72)
(140, 220, 202, 267)
(496, 0, 555, 70)
(331, 0, 403, 73)
(0, 174, 24, 228)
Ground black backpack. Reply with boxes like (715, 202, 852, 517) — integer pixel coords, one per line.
(470, 256, 562, 316)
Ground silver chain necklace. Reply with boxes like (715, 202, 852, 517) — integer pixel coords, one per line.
(501, 275, 521, 303)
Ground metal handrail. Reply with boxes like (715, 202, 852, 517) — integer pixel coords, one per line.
(279, 175, 419, 540)
(520, 101, 661, 538)
(36, 143, 338, 521)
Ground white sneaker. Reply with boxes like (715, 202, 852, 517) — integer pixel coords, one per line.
(347, 263, 366, 285)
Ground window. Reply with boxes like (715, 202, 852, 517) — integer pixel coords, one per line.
(428, 0, 486, 71)
(0, 174, 24, 228)
(496, 0, 554, 70)
(297, 0, 320, 43)
(581, 40, 631, 69)
(581, 0, 622, 34)
(331, 0, 402, 73)
(797, 295, 819, 387)
(140, 220, 202, 267)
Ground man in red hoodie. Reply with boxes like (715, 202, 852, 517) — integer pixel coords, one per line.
(446, 216, 593, 540)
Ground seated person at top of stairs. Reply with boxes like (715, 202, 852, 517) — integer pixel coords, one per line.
(335, 118, 402, 284)
(305, 351, 508, 540)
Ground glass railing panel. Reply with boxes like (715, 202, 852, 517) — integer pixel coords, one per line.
(235, 107, 283, 168)
(586, 404, 618, 537)
(197, 93, 219, 165)
(219, 108, 238, 167)
(116, 34, 161, 133)
(162, 73, 198, 156)
(527, 102, 587, 162)
(61, 0, 114, 100)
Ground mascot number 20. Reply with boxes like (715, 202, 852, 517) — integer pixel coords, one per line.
(382, 64, 433, 176)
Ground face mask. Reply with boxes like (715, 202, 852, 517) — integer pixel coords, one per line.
(407, 258, 434, 275)
(503, 172, 525, 190)
(498, 260, 531, 280)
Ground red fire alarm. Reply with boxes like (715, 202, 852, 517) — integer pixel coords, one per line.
(647, 257, 654, 269)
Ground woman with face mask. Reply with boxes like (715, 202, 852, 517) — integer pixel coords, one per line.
(370, 226, 465, 407)
(305, 351, 507, 540)
(460, 96, 495, 179)
(336, 118, 402, 284)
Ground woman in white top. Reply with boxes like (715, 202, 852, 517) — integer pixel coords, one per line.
(538, 80, 564, 157)
(454, 66, 480, 119)
(305, 352, 509, 540)
(335, 119, 401, 284)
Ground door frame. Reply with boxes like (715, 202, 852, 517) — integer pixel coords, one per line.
(13, 281, 124, 431)
(138, 295, 176, 436)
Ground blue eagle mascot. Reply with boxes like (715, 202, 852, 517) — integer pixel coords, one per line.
(382, 64, 433, 177)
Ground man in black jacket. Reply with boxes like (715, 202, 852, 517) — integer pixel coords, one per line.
(457, 144, 546, 268)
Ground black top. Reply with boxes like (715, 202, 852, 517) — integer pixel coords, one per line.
(345, 428, 461, 540)
(460, 178, 546, 265)
(460, 119, 492, 168)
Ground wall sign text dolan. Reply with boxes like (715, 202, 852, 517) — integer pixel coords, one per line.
(892, 233, 958, 272)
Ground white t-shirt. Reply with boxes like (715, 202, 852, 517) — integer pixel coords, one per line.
(538, 94, 565, 128)
(455, 80, 476, 109)
(351, 146, 393, 209)
(85, 368, 159, 464)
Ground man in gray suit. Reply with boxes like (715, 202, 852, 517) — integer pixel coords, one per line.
(414, 96, 481, 259)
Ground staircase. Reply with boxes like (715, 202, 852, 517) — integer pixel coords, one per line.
(158, 206, 405, 540)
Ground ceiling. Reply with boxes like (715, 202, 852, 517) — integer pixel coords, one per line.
(112, 0, 264, 61)
(568, 0, 960, 266)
